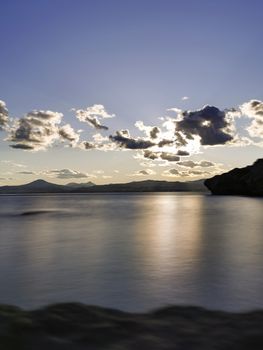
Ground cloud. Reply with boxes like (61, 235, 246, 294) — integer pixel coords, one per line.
(165, 168, 180, 176)
(175, 105, 234, 146)
(176, 149, 190, 156)
(141, 150, 181, 162)
(187, 169, 210, 175)
(150, 126, 160, 139)
(10, 144, 35, 150)
(143, 150, 159, 160)
(135, 121, 160, 139)
(79, 141, 96, 150)
(177, 160, 215, 168)
(75, 104, 114, 130)
(1, 160, 26, 168)
(0, 177, 13, 181)
(240, 100, 263, 138)
(133, 117, 192, 158)
(162, 167, 212, 178)
(45, 169, 91, 179)
(0, 100, 9, 130)
(174, 131, 188, 147)
(4, 98, 263, 171)
(8, 110, 63, 150)
(78, 135, 117, 151)
(17, 171, 36, 175)
(59, 124, 80, 144)
(181, 96, 189, 101)
(131, 168, 156, 176)
(110, 130, 155, 149)
(160, 152, 180, 162)
(158, 139, 174, 147)
(92, 133, 109, 142)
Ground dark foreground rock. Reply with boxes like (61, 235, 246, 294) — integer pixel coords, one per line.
(204, 159, 263, 196)
(1, 303, 263, 349)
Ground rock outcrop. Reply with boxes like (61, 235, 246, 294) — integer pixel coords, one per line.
(1, 302, 263, 349)
(204, 159, 263, 196)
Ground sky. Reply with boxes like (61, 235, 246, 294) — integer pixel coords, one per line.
(0, 0, 263, 185)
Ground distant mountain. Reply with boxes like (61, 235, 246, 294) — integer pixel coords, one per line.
(205, 159, 263, 196)
(0, 179, 66, 194)
(66, 181, 95, 188)
(73, 179, 207, 193)
(0, 178, 208, 194)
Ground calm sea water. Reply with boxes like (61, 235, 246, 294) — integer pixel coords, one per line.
(1, 193, 263, 312)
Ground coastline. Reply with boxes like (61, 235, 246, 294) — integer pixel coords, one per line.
(1, 302, 263, 349)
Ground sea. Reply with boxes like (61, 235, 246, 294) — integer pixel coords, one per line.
(1, 193, 263, 312)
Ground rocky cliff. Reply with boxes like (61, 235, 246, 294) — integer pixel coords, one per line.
(204, 159, 263, 196)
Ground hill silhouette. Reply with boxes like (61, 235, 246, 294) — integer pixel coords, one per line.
(205, 159, 263, 196)
(0, 179, 207, 194)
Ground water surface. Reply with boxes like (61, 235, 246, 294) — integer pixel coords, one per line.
(1, 193, 263, 311)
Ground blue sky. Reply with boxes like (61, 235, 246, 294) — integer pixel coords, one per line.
(0, 0, 263, 184)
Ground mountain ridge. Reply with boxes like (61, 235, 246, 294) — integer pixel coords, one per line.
(0, 179, 208, 194)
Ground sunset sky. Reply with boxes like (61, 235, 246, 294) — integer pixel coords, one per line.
(0, 0, 263, 185)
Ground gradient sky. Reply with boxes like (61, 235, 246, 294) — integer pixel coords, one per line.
(0, 0, 263, 184)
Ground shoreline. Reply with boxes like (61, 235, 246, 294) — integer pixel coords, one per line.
(1, 302, 263, 349)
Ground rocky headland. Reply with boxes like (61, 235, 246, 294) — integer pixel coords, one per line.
(205, 159, 263, 196)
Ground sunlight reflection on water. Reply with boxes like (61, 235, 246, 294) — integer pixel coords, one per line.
(0, 193, 263, 311)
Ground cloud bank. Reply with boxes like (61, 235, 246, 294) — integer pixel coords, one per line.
(2, 99, 263, 179)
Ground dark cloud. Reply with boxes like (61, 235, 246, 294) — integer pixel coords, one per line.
(82, 117, 108, 130)
(142, 150, 181, 162)
(10, 144, 35, 150)
(0, 100, 8, 130)
(138, 170, 152, 175)
(160, 153, 180, 162)
(158, 139, 174, 147)
(58, 124, 80, 143)
(150, 126, 160, 139)
(176, 150, 189, 156)
(176, 105, 233, 145)
(132, 169, 156, 176)
(175, 132, 188, 147)
(135, 121, 161, 140)
(143, 150, 159, 160)
(199, 161, 215, 167)
(75, 104, 114, 130)
(177, 160, 215, 168)
(81, 141, 96, 150)
(110, 130, 155, 149)
(17, 171, 36, 175)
